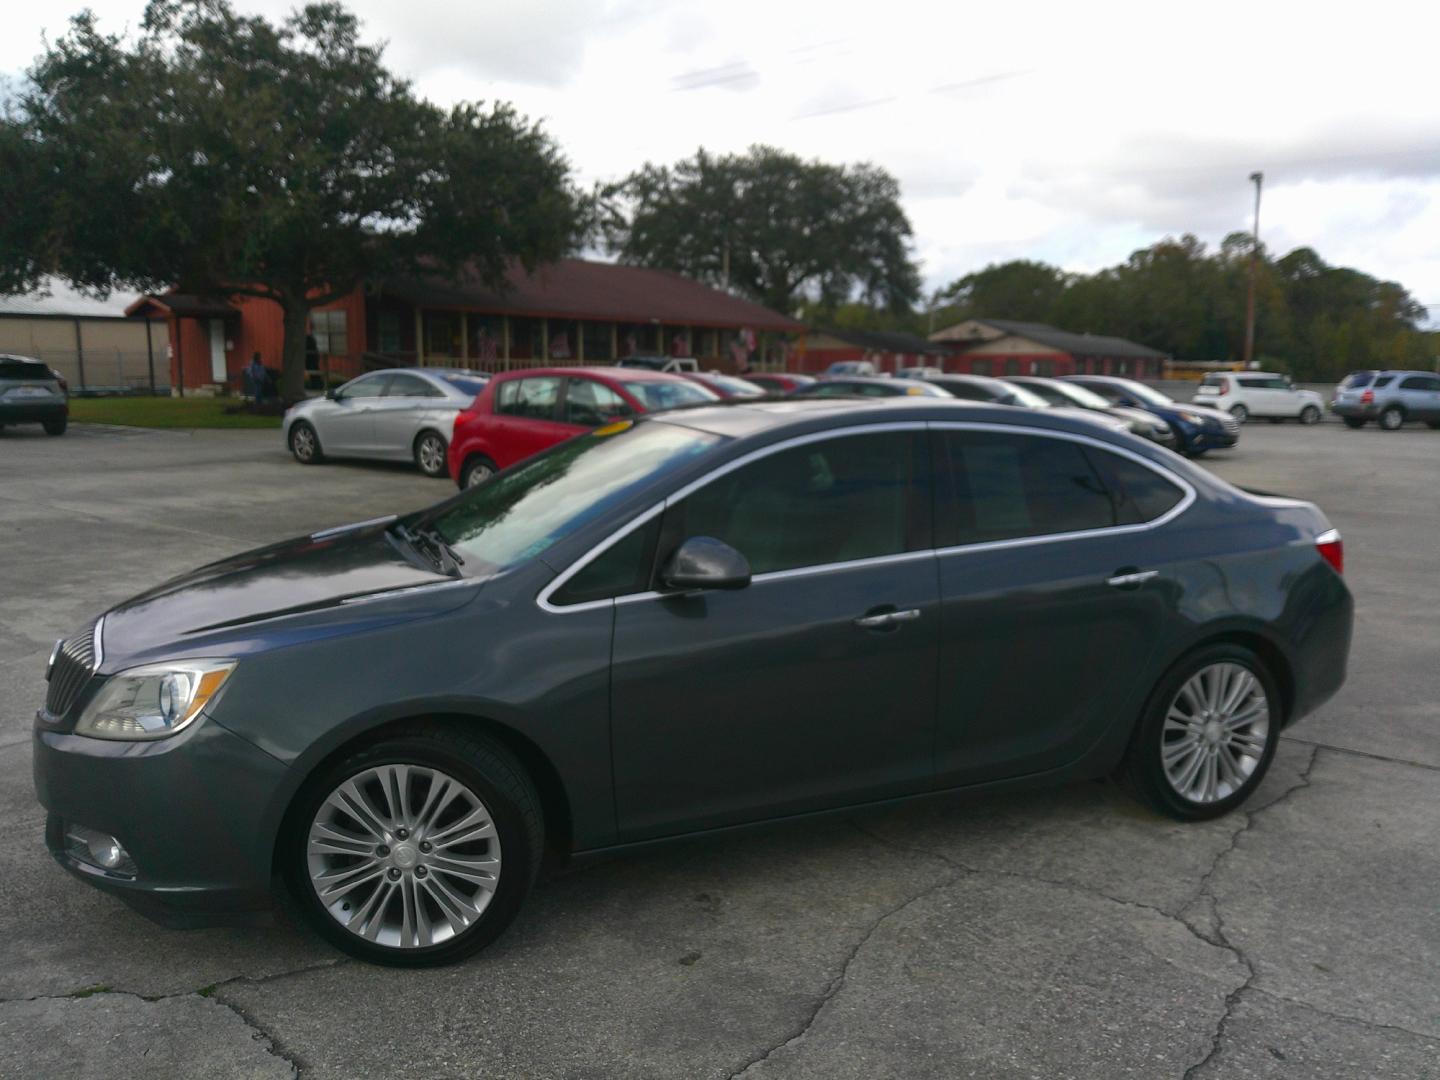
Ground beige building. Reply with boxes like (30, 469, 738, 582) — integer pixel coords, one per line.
(0, 281, 164, 392)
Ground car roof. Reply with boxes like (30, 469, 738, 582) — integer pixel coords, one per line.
(0, 354, 48, 366)
(491, 365, 686, 383)
(925, 373, 1009, 390)
(643, 394, 1136, 443)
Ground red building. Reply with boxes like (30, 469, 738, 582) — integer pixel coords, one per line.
(930, 318, 1169, 379)
(127, 259, 804, 392)
(793, 327, 947, 374)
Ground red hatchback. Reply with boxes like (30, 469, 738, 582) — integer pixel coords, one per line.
(447, 366, 720, 487)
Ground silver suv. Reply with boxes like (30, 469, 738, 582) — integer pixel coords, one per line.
(1331, 370, 1440, 431)
(0, 354, 68, 436)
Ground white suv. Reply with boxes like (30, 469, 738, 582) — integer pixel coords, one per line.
(1194, 371, 1324, 424)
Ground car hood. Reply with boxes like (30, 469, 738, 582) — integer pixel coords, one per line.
(1109, 405, 1166, 430)
(100, 517, 454, 658)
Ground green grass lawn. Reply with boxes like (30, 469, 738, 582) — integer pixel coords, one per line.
(68, 396, 283, 429)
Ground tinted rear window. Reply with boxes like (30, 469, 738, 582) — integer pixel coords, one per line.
(1339, 372, 1373, 388)
(1200, 374, 1227, 387)
(0, 361, 54, 381)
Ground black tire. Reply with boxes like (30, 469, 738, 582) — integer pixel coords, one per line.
(1117, 643, 1281, 821)
(459, 455, 498, 490)
(1426, 421, 1440, 430)
(43, 416, 67, 436)
(413, 430, 449, 478)
(284, 724, 544, 967)
(289, 420, 324, 464)
(1378, 406, 1405, 431)
(1342, 417, 1365, 429)
(1228, 404, 1248, 423)
(1299, 405, 1321, 425)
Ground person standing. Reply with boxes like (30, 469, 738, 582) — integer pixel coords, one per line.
(245, 352, 266, 400)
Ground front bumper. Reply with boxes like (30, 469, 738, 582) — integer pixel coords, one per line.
(0, 399, 67, 424)
(33, 716, 289, 927)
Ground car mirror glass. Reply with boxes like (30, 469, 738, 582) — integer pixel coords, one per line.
(660, 536, 751, 592)
(326, 388, 342, 401)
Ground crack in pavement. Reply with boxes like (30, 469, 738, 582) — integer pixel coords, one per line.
(726, 870, 962, 1078)
(1281, 734, 1440, 774)
(0, 985, 305, 1077)
(1180, 745, 1320, 1079)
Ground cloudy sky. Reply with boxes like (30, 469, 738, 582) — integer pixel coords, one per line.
(5, 0, 1440, 320)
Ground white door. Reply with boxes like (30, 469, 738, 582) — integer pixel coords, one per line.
(208, 321, 227, 383)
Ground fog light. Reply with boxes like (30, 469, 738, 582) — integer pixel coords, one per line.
(63, 822, 137, 877)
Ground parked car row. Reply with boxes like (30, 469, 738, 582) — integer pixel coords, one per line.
(285, 363, 1255, 481)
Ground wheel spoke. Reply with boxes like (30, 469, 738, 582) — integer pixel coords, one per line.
(428, 852, 500, 885)
(327, 778, 391, 838)
(419, 873, 482, 934)
(427, 806, 493, 847)
(1219, 669, 1254, 715)
(315, 859, 385, 900)
(308, 822, 376, 857)
(415, 776, 461, 832)
(1227, 730, 1269, 757)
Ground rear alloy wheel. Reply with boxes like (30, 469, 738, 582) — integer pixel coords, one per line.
(1342, 417, 1365, 429)
(43, 416, 67, 436)
(1119, 645, 1279, 820)
(1299, 405, 1322, 425)
(1228, 403, 1249, 423)
(414, 431, 448, 478)
(461, 456, 497, 489)
(289, 420, 323, 464)
(1378, 406, 1405, 431)
(287, 726, 543, 966)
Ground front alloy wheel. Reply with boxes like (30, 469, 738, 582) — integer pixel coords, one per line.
(1228, 403, 1249, 423)
(1118, 646, 1279, 820)
(1379, 406, 1405, 431)
(288, 726, 542, 965)
(1299, 405, 1322, 425)
(461, 456, 497, 489)
(290, 421, 323, 464)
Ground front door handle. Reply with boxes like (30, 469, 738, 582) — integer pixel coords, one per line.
(1107, 569, 1159, 588)
(854, 608, 921, 629)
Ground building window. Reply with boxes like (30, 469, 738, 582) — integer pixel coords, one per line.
(664, 325, 690, 357)
(467, 315, 503, 365)
(971, 358, 993, 376)
(1003, 358, 1020, 376)
(424, 312, 459, 357)
(548, 319, 577, 362)
(509, 317, 540, 361)
(1115, 359, 1130, 375)
(618, 323, 658, 357)
(582, 321, 614, 361)
(311, 309, 348, 356)
(693, 327, 718, 358)
(376, 309, 401, 354)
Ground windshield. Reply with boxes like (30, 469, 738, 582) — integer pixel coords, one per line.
(618, 379, 718, 411)
(701, 374, 765, 398)
(427, 422, 720, 574)
(1002, 382, 1050, 408)
(1112, 380, 1174, 407)
(1048, 381, 1111, 409)
(440, 374, 489, 396)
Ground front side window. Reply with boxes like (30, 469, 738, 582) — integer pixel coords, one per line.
(939, 431, 1116, 546)
(429, 423, 720, 575)
(662, 431, 928, 576)
(564, 378, 634, 426)
(495, 377, 562, 421)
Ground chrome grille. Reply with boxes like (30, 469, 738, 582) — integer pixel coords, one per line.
(44, 617, 100, 718)
(1220, 417, 1241, 436)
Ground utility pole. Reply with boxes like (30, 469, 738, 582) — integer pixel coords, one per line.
(1243, 171, 1264, 368)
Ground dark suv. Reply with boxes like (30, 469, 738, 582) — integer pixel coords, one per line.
(1331, 370, 1440, 430)
(0, 354, 68, 435)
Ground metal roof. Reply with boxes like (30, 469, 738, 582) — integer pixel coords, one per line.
(811, 327, 947, 354)
(935, 318, 1168, 360)
(0, 280, 145, 319)
(377, 258, 804, 333)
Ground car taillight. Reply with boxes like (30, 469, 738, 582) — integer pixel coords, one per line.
(1315, 529, 1343, 575)
(1360, 389, 1374, 404)
(1217, 383, 1228, 395)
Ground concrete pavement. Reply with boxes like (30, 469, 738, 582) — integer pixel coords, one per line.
(0, 419, 1435, 1078)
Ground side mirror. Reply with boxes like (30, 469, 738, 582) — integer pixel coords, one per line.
(325, 388, 341, 401)
(660, 536, 751, 592)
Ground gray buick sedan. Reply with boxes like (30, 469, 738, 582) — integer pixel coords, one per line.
(33, 398, 1352, 966)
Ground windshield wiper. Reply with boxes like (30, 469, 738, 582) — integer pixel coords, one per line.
(390, 521, 465, 577)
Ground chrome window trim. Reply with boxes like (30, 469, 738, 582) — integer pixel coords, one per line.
(535, 419, 1196, 615)
(927, 420, 1197, 558)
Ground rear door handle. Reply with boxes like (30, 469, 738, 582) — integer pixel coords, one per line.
(854, 608, 921, 629)
(1107, 569, 1159, 588)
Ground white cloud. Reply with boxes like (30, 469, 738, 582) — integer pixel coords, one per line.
(5, 0, 1440, 321)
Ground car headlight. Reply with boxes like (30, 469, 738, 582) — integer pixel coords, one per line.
(1150, 420, 1172, 435)
(1177, 410, 1206, 425)
(74, 660, 236, 740)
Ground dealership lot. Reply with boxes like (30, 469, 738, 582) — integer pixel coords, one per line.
(0, 420, 1436, 1077)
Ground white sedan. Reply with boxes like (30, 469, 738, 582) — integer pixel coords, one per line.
(283, 368, 489, 477)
